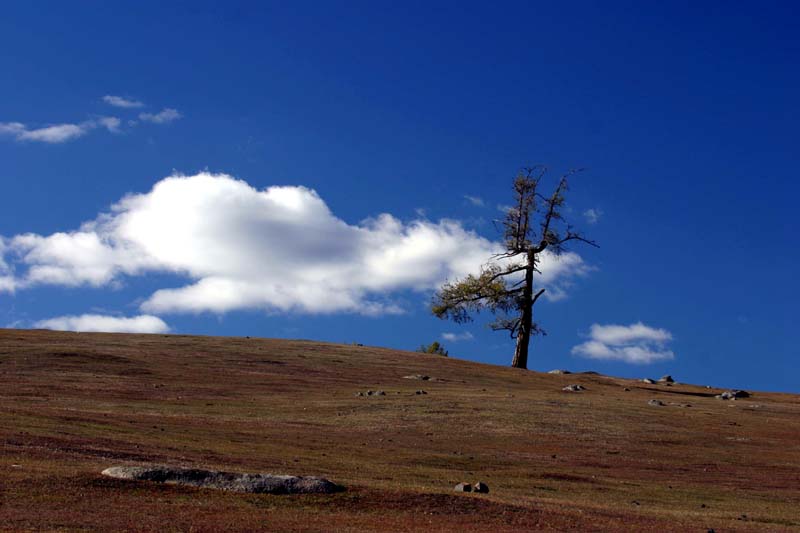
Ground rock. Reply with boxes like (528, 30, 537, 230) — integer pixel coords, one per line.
(562, 384, 585, 392)
(375, 390, 386, 396)
(623, 387, 631, 392)
(717, 390, 750, 400)
(355, 392, 364, 397)
(404, 374, 430, 381)
(415, 390, 427, 395)
(101, 466, 344, 494)
(454, 482, 472, 492)
(473, 481, 489, 493)
(658, 375, 674, 383)
(642, 378, 656, 384)
(548, 369, 571, 375)
(648, 399, 665, 406)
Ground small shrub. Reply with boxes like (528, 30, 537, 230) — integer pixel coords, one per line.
(417, 341, 448, 357)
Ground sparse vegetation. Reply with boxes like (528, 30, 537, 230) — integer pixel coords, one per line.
(2, 329, 799, 531)
(417, 341, 449, 356)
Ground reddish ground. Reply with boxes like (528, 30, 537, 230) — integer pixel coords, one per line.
(1, 329, 798, 531)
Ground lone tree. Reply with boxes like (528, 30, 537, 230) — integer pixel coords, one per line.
(431, 166, 597, 369)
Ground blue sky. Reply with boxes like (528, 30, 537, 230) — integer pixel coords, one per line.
(0, 1, 797, 392)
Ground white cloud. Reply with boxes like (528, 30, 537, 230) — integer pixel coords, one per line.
(102, 95, 145, 108)
(583, 208, 603, 225)
(0, 239, 15, 293)
(0, 122, 89, 143)
(139, 108, 181, 124)
(34, 314, 169, 334)
(97, 116, 122, 133)
(464, 195, 484, 207)
(441, 331, 474, 342)
(3, 172, 591, 315)
(571, 321, 674, 364)
(0, 117, 122, 143)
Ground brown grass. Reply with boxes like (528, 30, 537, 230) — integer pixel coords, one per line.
(1, 328, 799, 531)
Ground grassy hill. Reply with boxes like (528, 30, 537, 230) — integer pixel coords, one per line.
(1, 328, 799, 531)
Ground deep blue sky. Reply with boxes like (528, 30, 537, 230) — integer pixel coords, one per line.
(1, 1, 797, 392)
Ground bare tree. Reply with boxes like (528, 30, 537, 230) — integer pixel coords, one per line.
(431, 166, 597, 369)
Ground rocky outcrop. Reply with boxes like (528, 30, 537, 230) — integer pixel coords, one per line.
(101, 466, 344, 494)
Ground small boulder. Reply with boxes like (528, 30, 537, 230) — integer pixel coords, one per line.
(562, 384, 585, 392)
(658, 375, 675, 383)
(415, 390, 427, 395)
(454, 482, 472, 492)
(648, 399, 665, 406)
(404, 375, 430, 381)
(473, 481, 489, 493)
(642, 378, 656, 384)
(548, 369, 571, 375)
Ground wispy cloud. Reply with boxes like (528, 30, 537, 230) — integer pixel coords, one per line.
(139, 108, 181, 124)
(441, 331, 474, 342)
(0, 116, 125, 144)
(583, 208, 603, 225)
(464, 195, 484, 207)
(102, 95, 145, 108)
(1, 97, 180, 144)
(571, 322, 675, 364)
(34, 314, 169, 334)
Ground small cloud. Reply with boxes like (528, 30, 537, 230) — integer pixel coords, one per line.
(102, 95, 145, 108)
(97, 116, 122, 133)
(139, 108, 181, 124)
(442, 331, 474, 342)
(34, 314, 170, 334)
(497, 204, 513, 213)
(583, 208, 603, 225)
(414, 207, 427, 218)
(464, 195, 484, 207)
(571, 321, 674, 364)
(0, 122, 89, 143)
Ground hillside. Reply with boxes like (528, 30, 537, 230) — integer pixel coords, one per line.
(1, 329, 799, 531)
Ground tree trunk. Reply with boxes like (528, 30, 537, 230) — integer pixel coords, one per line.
(511, 250, 535, 369)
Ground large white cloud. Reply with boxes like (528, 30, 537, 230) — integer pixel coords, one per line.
(571, 322, 675, 364)
(3, 172, 591, 315)
(34, 314, 169, 334)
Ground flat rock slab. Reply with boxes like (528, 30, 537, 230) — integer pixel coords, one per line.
(102, 466, 344, 494)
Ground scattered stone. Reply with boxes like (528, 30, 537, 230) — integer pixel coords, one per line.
(473, 481, 489, 493)
(642, 378, 656, 384)
(562, 384, 585, 392)
(658, 375, 674, 383)
(548, 369, 571, 375)
(631, 500, 640, 505)
(454, 482, 472, 492)
(415, 390, 427, 395)
(360, 390, 386, 396)
(717, 390, 750, 400)
(648, 399, 665, 406)
(355, 392, 364, 397)
(101, 466, 344, 494)
(623, 387, 631, 392)
(404, 375, 431, 381)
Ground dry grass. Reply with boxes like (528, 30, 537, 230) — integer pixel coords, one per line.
(1, 328, 799, 531)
